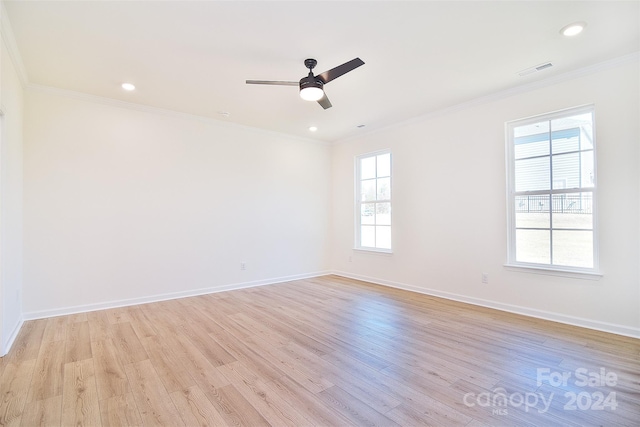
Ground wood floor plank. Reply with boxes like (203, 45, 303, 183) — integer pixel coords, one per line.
(170, 333, 231, 393)
(87, 310, 112, 343)
(91, 338, 130, 401)
(0, 360, 36, 427)
(207, 327, 287, 383)
(61, 359, 101, 426)
(242, 333, 334, 394)
(201, 383, 271, 427)
(98, 392, 142, 427)
(19, 395, 62, 427)
(124, 359, 184, 426)
(64, 320, 92, 363)
(67, 312, 89, 323)
(318, 384, 401, 427)
(283, 341, 402, 413)
(386, 402, 465, 427)
(104, 307, 133, 325)
(26, 340, 66, 403)
(232, 293, 336, 356)
(109, 322, 148, 365)
(126, 306, 157, 340)
(174, 320, 236, 367)
(219, 361, 313, 427)
(42, 316, 69, 344)
(323, 348, 473, 425)
(266, 374, 355, 426)
(142, 335, 195, 393)
(169, 386, 228, 426)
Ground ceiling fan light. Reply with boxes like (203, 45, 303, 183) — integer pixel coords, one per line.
(300, 86, 324, 101)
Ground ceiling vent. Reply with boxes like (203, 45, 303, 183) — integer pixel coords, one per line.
(518, 62, 553, 76)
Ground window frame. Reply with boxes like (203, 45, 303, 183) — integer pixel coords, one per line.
(505, 105, 600, 277)
(355, 150, 392, 253)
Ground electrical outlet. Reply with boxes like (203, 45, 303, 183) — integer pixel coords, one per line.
(481, 273, 489, 284)
(240, 262, 246, 271)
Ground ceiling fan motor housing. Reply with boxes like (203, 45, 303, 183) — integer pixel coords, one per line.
(299, 75, 323, 91)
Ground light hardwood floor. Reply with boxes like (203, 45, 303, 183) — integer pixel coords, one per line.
(1, 275, 639, 426)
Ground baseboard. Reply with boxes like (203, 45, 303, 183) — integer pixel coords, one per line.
(2, 316, 25, 356)
(331, 271, 640, 339)
(22, 270, 331, 321)
(18, 269, 639, 345)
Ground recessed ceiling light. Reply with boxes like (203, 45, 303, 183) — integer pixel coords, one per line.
(560, 22, 586, 37)
(308, 126, 318, 132)
(121, 83, 136, 91)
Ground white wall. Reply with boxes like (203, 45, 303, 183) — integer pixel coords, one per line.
(0, 22, 25, 354)
(23, 89, 331, 316)
(330, 57, 640, 336)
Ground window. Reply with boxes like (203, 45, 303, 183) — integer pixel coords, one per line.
(356, 151, 391, 251)
(506, 105, 598, 273)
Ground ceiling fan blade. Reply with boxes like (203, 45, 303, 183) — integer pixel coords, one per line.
(316, 58, 364, 84)
(245, 80, 298, 86)
(317, 93, 332, 109)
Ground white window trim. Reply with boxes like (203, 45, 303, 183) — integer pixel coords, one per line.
(505, 104, 600, 277)
(355, 149, 392, 253)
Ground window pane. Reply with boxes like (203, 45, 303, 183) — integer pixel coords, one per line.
(516, 211, 550, 229)
(361, 226, 375, 247)
(376, 226, 391, 249)
(514, 121, 550, 160)
(377, 177, 391, 200)
(553, 230, 593, 268)
(551, 135, 580, 154)
(515, 139, 550, 160)
(377, 153, 391, 177)
(376, 203, 391, 225)
(515, 157, 550, 192)
(552, 152, 580, 189)
(551, 130, 580, 154)
(581, 151, 595, 188)
(516, 229, 550, 264)
(361, 203, 375, 225)
(552, 193, 593, 229)
(361, 156, 376, 180)
(361, 179, 376, 201)
(552, 112, 593, 150)
(515, 194, 550, 215)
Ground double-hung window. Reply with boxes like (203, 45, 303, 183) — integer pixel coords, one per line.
(506, 105, 598, 273)
(356, 151, 392, 251)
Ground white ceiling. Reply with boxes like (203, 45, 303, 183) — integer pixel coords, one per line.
(4, 1, 639, 142)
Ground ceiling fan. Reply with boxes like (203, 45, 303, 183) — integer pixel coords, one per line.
(246, 58, 365, 109)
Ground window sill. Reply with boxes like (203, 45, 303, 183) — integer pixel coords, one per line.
(504, 263, 602, 280)
(353, 248, 393, 255)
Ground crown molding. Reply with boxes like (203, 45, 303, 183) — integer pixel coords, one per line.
(1, 1, 29, 87)
(26, 83, 330, 146)
(336, 51, 640, 145)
